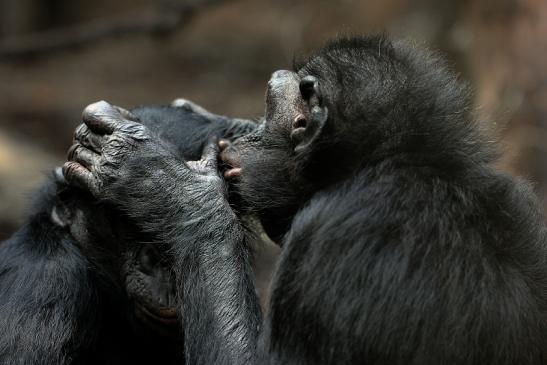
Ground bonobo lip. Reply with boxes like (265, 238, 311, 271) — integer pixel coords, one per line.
(136, 301, 178, 324)
(135, 301, 179, 337)
(219, 139, 242, 179)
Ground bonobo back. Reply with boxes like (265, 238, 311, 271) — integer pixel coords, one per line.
(222, 35, 547, 364)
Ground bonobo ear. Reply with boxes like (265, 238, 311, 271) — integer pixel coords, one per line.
(291, 75, 329, 153)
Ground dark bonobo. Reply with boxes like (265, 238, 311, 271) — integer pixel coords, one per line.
(0, 101, 255, 365)
(64, 100, 261, 364)
(64, 35, 547, 364)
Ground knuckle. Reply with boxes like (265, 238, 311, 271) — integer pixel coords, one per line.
(107, 135, 128, 151)
(74, 124, 88, 139)
(62, 162, 79, 179)
(123, 123, 149, 140)
(67, 144, 80, 160)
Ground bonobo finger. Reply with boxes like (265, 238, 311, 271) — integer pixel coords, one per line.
(62, 161, 100, 196)
(171, 98, 190, 108)
(74, 123, 106, 152)
(171, 98, 200, 112)
(171, 98, 219, 120)
(82, 100, 126, 134)
(67, 143, 100, 169)
(201, 138, 220, 170)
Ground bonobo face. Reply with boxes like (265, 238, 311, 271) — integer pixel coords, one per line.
(122, 242, 179, 337)
(52, 184, 179, 337)
(221, 68, 330, 241)
(221, 37, 419, 241)
(90, 217, 179, 337)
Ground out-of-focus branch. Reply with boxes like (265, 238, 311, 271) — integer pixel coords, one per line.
(0, 0, 225, 61)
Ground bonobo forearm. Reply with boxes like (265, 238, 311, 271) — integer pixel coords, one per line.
(104, 153, 262, 364)
(173, 205, 261, 365)
(128, 166, 261, 364)
(151, 170, 261, 364)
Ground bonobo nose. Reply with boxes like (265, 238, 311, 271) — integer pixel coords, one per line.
(268, 70, 295, 91)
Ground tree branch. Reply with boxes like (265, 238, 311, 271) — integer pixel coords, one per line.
(0, 0, 224, 61)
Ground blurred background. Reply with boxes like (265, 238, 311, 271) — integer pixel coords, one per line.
(0, 0, 546, 241)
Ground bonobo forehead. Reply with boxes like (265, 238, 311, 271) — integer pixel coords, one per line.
(298, 35, 397, 73)
(295, 36, 404, 111)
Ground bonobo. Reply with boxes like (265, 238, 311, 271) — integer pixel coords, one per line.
(64, 35, 547, 364)
(0, 101, 255, 365)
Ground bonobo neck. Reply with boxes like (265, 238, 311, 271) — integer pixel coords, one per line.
(259, 206, 300, 244)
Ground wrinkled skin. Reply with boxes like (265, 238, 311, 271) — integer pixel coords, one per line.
(64, 101, 260, 365)
(64, 104, 218, 199)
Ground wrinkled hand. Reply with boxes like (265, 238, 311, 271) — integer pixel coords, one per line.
(63, 101, 224, 210)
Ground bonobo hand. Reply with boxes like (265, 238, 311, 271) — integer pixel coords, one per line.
(63, 100, 227, 228)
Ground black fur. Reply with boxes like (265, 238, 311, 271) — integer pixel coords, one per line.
(57, 35, 547, 365)
(63, 101, 262, 365)
(0, 104, 256, 365)
(227, 35, 547, 364)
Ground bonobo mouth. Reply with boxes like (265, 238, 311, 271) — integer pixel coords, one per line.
(219, 139, 242, 179)
(134, 300, 179, 337)
(127, 243, 180, 337)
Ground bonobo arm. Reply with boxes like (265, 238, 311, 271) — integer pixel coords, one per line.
(0, 180, 102, 365)
(63, 101, 261, 364)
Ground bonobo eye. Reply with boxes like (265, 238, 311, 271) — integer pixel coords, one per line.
(138, 244, 161, 275)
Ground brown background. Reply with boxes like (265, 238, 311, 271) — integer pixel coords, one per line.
(1, 0, 546, 241)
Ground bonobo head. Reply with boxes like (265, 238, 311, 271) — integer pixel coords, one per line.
(51, 173, 179, 338)
(51, 103, 253, 338)
(221, 35, 488, 241)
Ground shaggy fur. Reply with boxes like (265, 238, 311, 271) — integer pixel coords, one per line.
(0, 105, 256, 365)
(230, 35, 547, 364)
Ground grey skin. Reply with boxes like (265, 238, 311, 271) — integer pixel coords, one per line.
(63, 101, 260, 364)
(64, 103, 220, 196)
